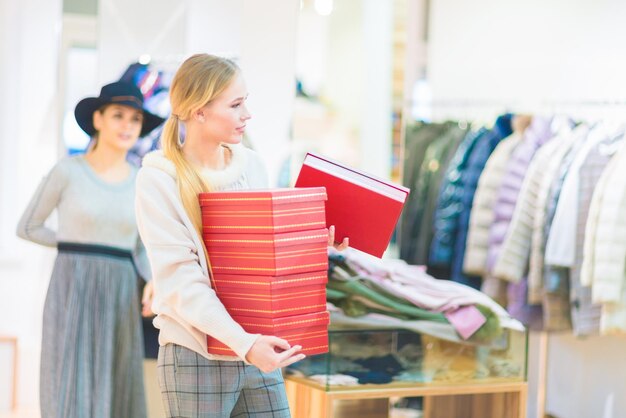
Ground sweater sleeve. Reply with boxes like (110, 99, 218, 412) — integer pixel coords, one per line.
(135, 169, 259, 360)
(16, 160, 70, 247)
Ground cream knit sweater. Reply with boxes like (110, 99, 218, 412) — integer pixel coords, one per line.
(135, 144, 269, 361)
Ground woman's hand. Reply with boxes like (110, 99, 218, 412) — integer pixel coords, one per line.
(245, 335, 306, 373)
(328, 225, 349, 251)
(141, 280, 155, 317)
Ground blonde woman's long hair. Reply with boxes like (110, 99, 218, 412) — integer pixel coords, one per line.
(161, 53, 239, 266)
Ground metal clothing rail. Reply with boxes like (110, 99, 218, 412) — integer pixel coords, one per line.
(415, 99, 626, 126)
(422, 98, 626, 107)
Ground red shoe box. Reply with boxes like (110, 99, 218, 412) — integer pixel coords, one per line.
(203, 228, 329, 276)
(199, 188, 327, 234)
(207, 311, 330, 357)
(214, 270, 328, 318)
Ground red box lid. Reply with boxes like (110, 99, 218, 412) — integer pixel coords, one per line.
(213, 271, 328, 291)
(199, 187, 327, 208)
(200, 188, 327, 234)
(295, 153, 409, 258)
(201, 200, 326, 234)
(203, 228, 329, 249)
(230, 311, 330, 333)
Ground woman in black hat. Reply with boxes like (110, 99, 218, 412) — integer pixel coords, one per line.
(17, 81, 163, 418)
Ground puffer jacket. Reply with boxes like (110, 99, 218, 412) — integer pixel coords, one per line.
(449, 114, 514, 288)
(428, 128, 487, 269)
(494, 126, 586, 284)
(589, 141, 626, 304)
(485, 116, 556, 275)
(463, 133, 522, 276)
(581, 140, 626, 334)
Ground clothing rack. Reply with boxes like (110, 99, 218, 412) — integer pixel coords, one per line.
(401, 107, 626, 418)
(413, 99, 626, 126)
(424, 99, 626, 107)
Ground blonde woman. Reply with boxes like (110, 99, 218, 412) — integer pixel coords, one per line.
(17, 81, 164, 418)
(136, 54, 347, 417)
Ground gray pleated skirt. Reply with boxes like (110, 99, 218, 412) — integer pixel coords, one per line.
(40, 244, 146, 418)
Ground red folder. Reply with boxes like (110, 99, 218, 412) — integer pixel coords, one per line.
(295, 153, 410, 258)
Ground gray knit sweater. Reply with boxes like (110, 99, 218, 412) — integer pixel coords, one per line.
(16, 155, 150, 277)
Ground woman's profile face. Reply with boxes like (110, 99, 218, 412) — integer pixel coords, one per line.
(199, 73, 251, 145)
(93, 104, 144, 151)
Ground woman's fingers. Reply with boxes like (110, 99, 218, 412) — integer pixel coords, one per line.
(328, 226, 349, 251)
(276, 345, 306, 368)
(245, 336, 305, 373)
(266, 336, 291, 352)
(333, 237, 349, 251)
(276, 345, 302, 361)
(278, 352, 307, 369)
(141, 281, 154, 317)
(142, 281, 152, 303)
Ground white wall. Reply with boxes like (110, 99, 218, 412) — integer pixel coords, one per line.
(0, 0, 63, 411)
(428, 0, 626, 121)
(427, 1, 626, 417)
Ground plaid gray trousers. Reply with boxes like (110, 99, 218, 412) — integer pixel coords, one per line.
(157, 344, 291, 418)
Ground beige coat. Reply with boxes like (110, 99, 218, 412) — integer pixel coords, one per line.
(463, 133, 522, 276)
(582, 140, 626, 334)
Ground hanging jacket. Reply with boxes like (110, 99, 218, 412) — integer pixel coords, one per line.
(399, 122, 451, 262)
(485, 116, 555, 276)
(463, 133, 522, 277)
(479, 137, 561, 302)
(589, 141, 626, 305)
(569, 131, 625, 335)
(428, 129, 487, 270)
(408, 124, 468, 265)
(449, 114, 514, 288)
(584, 140, 626, 334)
(526, 126, 585, 303)
(493, 125, 585, 285)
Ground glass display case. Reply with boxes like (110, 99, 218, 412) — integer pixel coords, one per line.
(286, 327, 528, 391)
(284, 327, 528, 418)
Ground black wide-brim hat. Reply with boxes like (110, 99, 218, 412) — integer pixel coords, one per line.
(74, 81, 165, 137)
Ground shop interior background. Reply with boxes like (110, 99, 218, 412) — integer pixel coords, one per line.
(1, 0, 626, 417)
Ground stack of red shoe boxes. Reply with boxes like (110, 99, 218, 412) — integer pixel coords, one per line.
(199, 187, 330, 357)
